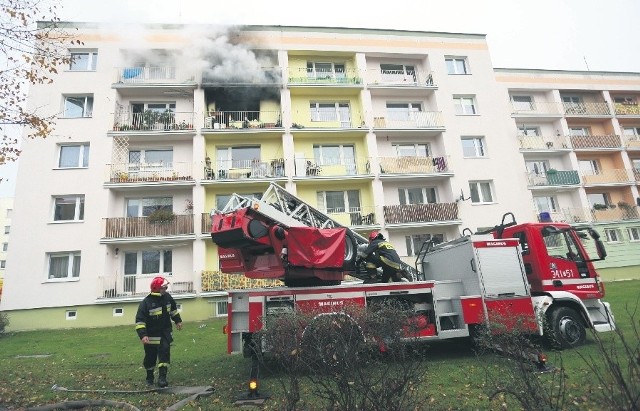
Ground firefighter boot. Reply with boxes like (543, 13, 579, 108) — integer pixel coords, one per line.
(157, 366, 168, 388)
(145, 369, 154, 386)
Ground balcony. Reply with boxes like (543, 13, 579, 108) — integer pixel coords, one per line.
(569, 134, 622, 150)
(625, 135, 640, 150)
(114, 66, 195, 85)
(383, 202, 459, 225)
(293, 157, 370, 178)
(102, 214, 195, 239)
(562, 102, 611, 116)
(97, 274, 195, 300)
(366, 69, 435, 88)
(112, 111, 195, 132)
(291, 111, 365, 130)
(510, 101, 564, 117)
(201, 271, 280, 292)
(589, 205, 640, 222)
(204, 158, 286, 181)
(527, 170, 580, 187)
(106, 162, 194, 184)
(372, 111, 444, 129)
(517, 135, 570, 151)
(580, 169, 635, 186)
(614, 103, 640, 116)
(288, 68, 362, 86)
(325, 206, 377, 227)
(203, 110, 282, 131)
(378, 156, 450, 177)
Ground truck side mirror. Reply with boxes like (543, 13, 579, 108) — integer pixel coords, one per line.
(588, 228, 607, 260)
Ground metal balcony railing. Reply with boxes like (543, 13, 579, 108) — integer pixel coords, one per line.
(106, 162, 193, 183)
(569, 134, 623, 149)
(526, 170, 580, 186)
(372, 111, 444, 129)
(379, 156, 449, 175)
(383, 202, 459, 225)
(614, 103, 640, 116)
(625, 134, 640, 149)
(103, 214, 195, 239)
(115, 66, 195, 84)
(562, 101, 611, 116)
(113, 111, 195, 132)
(580, 169, 635, 185)
(290, 111, 364, 129)
(322, 206, 377, 227)
(97, 274, 194, 299)
(366, 69, 435, 87)
(517, 135, 570, 150)
(510, 101, 564, 116)
(288, 67, 362, 85)
(589, 205, 640, 222)
(203, 158, 285, 181)
(203, 110, 282, 130)
(201, 270, 280, 292)
(293, 157, 370, 177)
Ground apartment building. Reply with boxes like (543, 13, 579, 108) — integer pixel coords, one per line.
(0, 197, 12, 289)
(1, 23, 638, 331)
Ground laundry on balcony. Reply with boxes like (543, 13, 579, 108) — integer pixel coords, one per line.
(122, 67, 142, 79)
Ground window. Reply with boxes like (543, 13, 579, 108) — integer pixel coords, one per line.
(614, 96, 637, 105)
(394, 143, 429, 157)
(518, 126, 540, 136)
(6, 209, 12, 218)
(587, 193, 611, 208)
(405, 233, 444, 256)
(63, 95, 93, 118)
(310, 102, 351, 124)
(53, 195, 85, 221)
(533, 196, 558, 213)
(511, 96, 534, 111)
(4, 226, 9, 234)
(525, 160, 550, 175)
(306, 62, 345, 79)
(216, 192, 262, 211)
(113, 308, 124, 317)
(216, 146, 260, 171)
(2, 243, 7, 252)
(126, 197, 172, 217)
(579, 159, 600, 175)
(69, 50, 98, 71)
(124, 249, 172, 276)
(380, 63, 416, 82)
(627, 227, 640, 242)
(317, 190, 361, 214)
(399, 187, 437, 205)
(461, 137, 485, 157)
(445, 57, 468, 74)
(633, 159, 640, 171)
(604, 229, 622, 243)
(569, 127, 590, 136)
(562, 95, 586, 114)
(216, 300, 228, 316)
(129, 148, 172, 166)
(313, 144, 356, 174)
(623, 127, 640, 137)
(66, 310, 78, 320)
(58, 144, 89, 168)
(454, 96, 477, 115)
(48, 252, 81, 280)
(386, 103, 422, 121)
(0, 260, 5, 269)
(469, 181, 494, 203)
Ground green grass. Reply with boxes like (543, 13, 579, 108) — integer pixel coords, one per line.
(0, 279, 638, 410)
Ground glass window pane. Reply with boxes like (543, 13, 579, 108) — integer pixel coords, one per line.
(59, 146, 80, 167)
(64, 97, 85, 117)
(163, 250, 172, 273)
(49, 255, 69, 279)
(124, 252, 138, 275)
(407, 188, 423, 204)
(54, 196, 77, 221)
(141, 251, 160, 274)
(145, 149, 173, 164)
(325, 191, 345, 212)
(70, 53, 89, 70)
(72, 255, 81, 277)
(470, 183, 480, 202)
(480, 183, 493, 202)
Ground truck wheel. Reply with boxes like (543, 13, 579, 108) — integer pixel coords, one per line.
(343, 230, 357, 269)
(546, 307, 586, 349)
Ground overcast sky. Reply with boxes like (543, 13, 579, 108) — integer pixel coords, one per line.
(1, 0, 639, 197)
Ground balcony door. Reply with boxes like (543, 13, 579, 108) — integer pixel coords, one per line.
(313, 144, 356, 175)
(399, 187, 438, 205)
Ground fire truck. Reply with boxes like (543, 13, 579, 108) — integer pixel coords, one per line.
(211, 183, 616, 357)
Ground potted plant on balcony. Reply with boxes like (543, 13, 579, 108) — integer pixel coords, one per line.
(159, 109, 175, 130)
(147, 208, 176, 224)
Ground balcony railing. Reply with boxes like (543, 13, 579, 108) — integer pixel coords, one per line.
(510, 101, 564, 116)
(103, 214, 195, 239)
(580, 168, 635, 185)
(366, 69, 435, 87)
(288, 68, 362, 85)
(372, 111, 444, 129)
(202, 271, 280, 292)
(552, 205, 640, 223)
(625, 135, 640, 149)
(115, 66, 195, 84)
(383, 202, 458, 225)
(293, 157, 370, 177)
(614, 103, 640, 116)
(204, 158, 285, 181)
(379, 156, 449, 175)
(203, 110, 282, 130)
(569, 134, 622, 149)
(113, 111, 195, 132)
(106, 162, 193, 183)
(517, 135, 570, 150)
(290, 111, 364, 129)
(562, 101, 611, 116)
(527, 170, 580, 186)
(323, 206, 377, 227)
(98, 274, 194, 299)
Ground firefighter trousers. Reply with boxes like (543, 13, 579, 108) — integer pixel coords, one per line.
(143, 334, 171, 370)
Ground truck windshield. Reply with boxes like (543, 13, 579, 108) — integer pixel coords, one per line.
(541, 229, 583, 262)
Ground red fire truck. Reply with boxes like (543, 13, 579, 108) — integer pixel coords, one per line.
(211, 184, 616, 356)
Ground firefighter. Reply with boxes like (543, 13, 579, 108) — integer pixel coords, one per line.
(360, 230, 404, 283)
(135, 276, 183, 387)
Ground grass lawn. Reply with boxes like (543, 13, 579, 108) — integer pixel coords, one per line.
(0, 279, 637, 410)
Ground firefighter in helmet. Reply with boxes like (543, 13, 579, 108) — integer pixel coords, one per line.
(135, 276, 183, 387)
(359, 230, 404, 283)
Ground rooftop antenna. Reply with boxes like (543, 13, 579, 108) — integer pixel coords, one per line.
(583, 56, 590, 71)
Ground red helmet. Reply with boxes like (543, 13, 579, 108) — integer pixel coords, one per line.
(368, 230, 382, 242)
(150, 276, 169, 292)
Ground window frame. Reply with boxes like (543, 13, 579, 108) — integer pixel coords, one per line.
(604, 228, 622, 243)
(533, 196, 558, 213)
(445, 57, 468, 75)
(123, 249, 172, 276)
(461, 136, 486, 158)
(398, 187, 438, 205)
(0, 260, 5, 269)
(69, 50, 98, 71)
(469, 181, 494, 204)
(63, 95, 93, 118)
(47, 251, 81, 281)
(453, 96, 477, 115)
(126, 197, 173, 218)
(405, 233, 445, 256)
(511, 95, 534, 111)
(2, 242, 7, 252)
(393, 143, 430, 157)
(57, 143, 90, 169)
(306, 61, 346, 79)
(627, 227, 640, 242)
(52, 195, 85, 222)
(309, 101, 350, 122)
(317, 190, 361, 214)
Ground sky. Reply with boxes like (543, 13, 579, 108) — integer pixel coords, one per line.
(1, 0, 639, 197)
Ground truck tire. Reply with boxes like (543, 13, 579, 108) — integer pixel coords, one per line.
(546, 307, 586, 349)
(343, 230, 357, 269)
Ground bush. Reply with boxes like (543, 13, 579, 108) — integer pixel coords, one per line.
(0, 311, 9, 335)
(147, 208, 175, 223)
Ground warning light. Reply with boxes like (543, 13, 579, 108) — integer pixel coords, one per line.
(249, 380, 258, 391)
(253, 203, 260, 210)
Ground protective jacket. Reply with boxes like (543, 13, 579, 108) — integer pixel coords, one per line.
(135, 292, 182, 341)
(362, 238, 402, 270)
